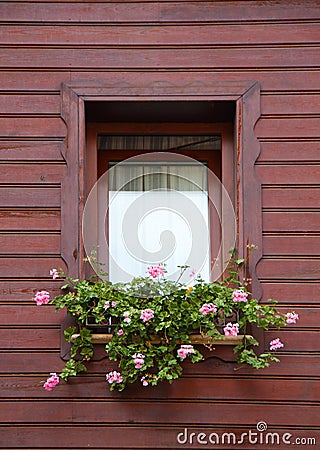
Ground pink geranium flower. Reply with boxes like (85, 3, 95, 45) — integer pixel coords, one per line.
(223, 322, 239, 336)
(286, 312, 299, 324)
(232, 289, 248, 303)
(146, 264, 165, 279)
(43, 372, 59, 391)
(140, 308, 154, 322)
(123, 311, 131, 323)
(50, 269, 59, 279)
(34, 290, 50, 306)
(199, 303, 217, 316)
(106, 370, 123, 384)
(177, 344, 194, 360)
(133, 353, 145, 369)
(141, 376, 149, 387)
(117, 329, 124, 336)
(269, 338, 284, 351)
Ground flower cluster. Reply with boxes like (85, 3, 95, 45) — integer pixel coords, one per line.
(147, 264, 165, 279)
(199, 303, 217, 316)
(106, 370, 123, 384)
(223, 322, 239, 336)
(140, 308, 154, 322)
(177, 344, 195, 360)
(232, 289, 248, 302)
(286, 312, 299, 324)
(133, 353, 145, 369)
(34, 290, 50, 306)
(43, 372, 60, 391)
(269, 338, 284, 351)
(36, 259, 299, 392)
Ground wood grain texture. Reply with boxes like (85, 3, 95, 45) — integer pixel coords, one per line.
(0, 210, 60, 231)
(0, 141, 64, 161)
(0, 233, 60, 255)
(2, 23, 320, 46)
(263, 211, 320, 232)
(1, 47, 320, 69)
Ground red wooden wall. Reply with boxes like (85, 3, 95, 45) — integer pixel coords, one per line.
(1, 1, 320, 448)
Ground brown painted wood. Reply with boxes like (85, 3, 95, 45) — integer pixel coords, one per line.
(0, 233, 60, 255)
(1, 375, 317, 402)
(262, 187, 320, 208)
(0, 94, 60, 115)
(0, 281, 62, 302)
(0, 210, 60, 231)
(257, 164, 320, 184)
(258, 258, 320, 280)
(0, 117, 65, 138)
(2, 23, 320, 46)
(0, 141, 64, 161)
(1, 47, 320, 69)
(263, 211, 320, 232)
(0, 257, 66, 278)
(0, 426, 319, 450)
(0, 188, 60, 207)
(1, 305, 64, 325)
(261, 282, 320, 305)
(0, 164, 66, 184)
(259, 141, 320, 163)
(263, 235, 320, 256)
(0, 329, 60, 350)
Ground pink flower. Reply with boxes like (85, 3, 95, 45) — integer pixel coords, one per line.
(189, 268, 196, 278)
(141, 376, 149, 387)
(34, 290, 50, 306)
(117, 329, 124, 336)
(286, 312, 299, 324)
(133, 353, 145, 369)
(270, 338, 284, 351)
(50, 269, 59, 279)
(232, 289, 248, 303)
(43, 372, 59, 391)
(104, 300, 116, 310)
(146, 264, 165, 279)
(140, 308, 154, 322)
(123, 311, 131, 323)
(223, 322, 239, 337)
(177, 344, 194, 360)
(199, 303, 217, 316)
(106, 370, 123, 384)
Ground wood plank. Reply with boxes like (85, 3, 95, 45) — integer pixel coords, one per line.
(0, 329, 60, 350)
(261, 93, 320, 115)
(0, 2, 319, 23)
(0, 164, 66, 184)
(71, 70, 320, 93)
(1, 352, 319, 377)
(0, 257, 66, 278)
(0, 94, 60, 115)
(256, 118, 320, 139)
(1, 69, 319, 93)
(257, 164, 320, 184)
(0, 210, 60, 231)
(0, 141, 64, 161)
(0, 401, 318, 426)
(262, 187, 320, 208)
(0, 233, 60, 255)
(0, 280, 62, 301)
(263, 211, 320, 232)
(0, 376, 317, 402)
(263, 235, 320, 256)
(259, 141, 320, 162)
(262, 282, 320, 305)
(258, 258, 320, 280)
(0, 118, 65, 138)
(0, 188, 60, 207)
(1, 47, 320, 69)
(2, 23, 320, 46)
(265, 330, 319, 352)
(0, 425, 319, 450)
(0, 306, 64, 325)
(270, 306, 320, 328)
(0, 71, 68, 91)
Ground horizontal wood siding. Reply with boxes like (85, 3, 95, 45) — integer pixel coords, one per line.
(1, 1, 319, 448)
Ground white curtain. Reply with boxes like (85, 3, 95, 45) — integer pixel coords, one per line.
(108, 162, 210, 283)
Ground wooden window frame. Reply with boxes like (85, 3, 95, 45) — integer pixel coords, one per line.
(60, 80, 262, 298)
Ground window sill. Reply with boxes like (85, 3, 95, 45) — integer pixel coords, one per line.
(71, 333, 253, 345)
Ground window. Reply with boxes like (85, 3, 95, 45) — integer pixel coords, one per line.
(84, 121, 235, 283)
